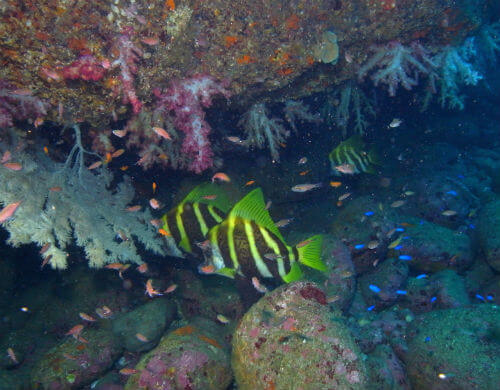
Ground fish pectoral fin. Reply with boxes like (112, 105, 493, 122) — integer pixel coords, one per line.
(282, 262, 303, 283)
(217, 267, 237, 279)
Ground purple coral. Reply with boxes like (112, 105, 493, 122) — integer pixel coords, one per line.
(0, 81, 48, 128)
(358, 42, 434, 96)
(155, 74, 230, 173)
(111, 34, 143, 114)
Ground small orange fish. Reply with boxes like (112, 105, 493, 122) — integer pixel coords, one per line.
(299, 170, 311, 176)
(329, 181, 342, 188)
(111, 149, 125, 158)
(150, 219, 161, 227)
(335, 163, 356, 175)
(119, 368, 139, 375)
(105, 263, 124, 270)
(1, 150, 11, 163)
(164, 284, 177, 294)
(158, 228, 170, 236)
(145, 279, 162, 298)
(0, 201, 21, 223)
(43, 146, 49, 155)
(40, 243, 51, 255)
(7, 348, 18, 364)
(149, 198, 161, 209)
(88, 161, 102, 170)
(126, 205, 141, 212)
(251, 276, 268, 294)
(49, 186, 62, 192)
(296, 238, 315, 248)
(152, 182, 157, 193)
(141, 37, 160, 45)
(120, 166, 129, 171)
(136, 333, 149, 342)
(40, 255, 52, 269)
(3, 162, 22, 171)
(226, 136, 243, 143)
(152, 127, 172, 140)
(245, 180, 255, 187)
(65, 324, 84, 337)
(212, 172, 231, 183)
(137, 263, 148, 273)
(112, 129, 127, 138)
(202, 195, 217, 200)
(199, 264, 215, 274)
(104, 152, 112, 164)
(79, 312, 96, 322)
(34, 117, 44, 128)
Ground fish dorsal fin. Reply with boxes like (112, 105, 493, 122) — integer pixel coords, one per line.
(181, 183, 231, 213)
(229, 188, 284, 241)
(340, 134, 365, 151)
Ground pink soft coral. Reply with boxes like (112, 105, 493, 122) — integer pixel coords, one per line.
(155, 74, 230, 173)
(0, 80, 48, 128)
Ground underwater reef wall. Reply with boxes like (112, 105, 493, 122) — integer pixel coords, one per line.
(0, 0, 485, 127)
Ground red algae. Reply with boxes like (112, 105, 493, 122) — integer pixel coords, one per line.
(299, 285, 327, 305)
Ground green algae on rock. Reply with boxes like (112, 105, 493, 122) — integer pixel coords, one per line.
(232, 281, 367, 389)
(30, 327, 122, 389)
(124, 317, 232, 390)
(404, 305, 500, 389)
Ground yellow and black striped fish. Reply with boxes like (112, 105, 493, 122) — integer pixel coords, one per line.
(160, 184, 231, 258)
(198, 188, 327, 283)
(329, 135, 380, 175)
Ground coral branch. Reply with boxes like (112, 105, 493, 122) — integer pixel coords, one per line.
(111, 34, 143, 114)
(155, 74, 230, 173)
(0, 126, 164, 269)
(238, 103, 289, 162)
(358, 42, 433, 96)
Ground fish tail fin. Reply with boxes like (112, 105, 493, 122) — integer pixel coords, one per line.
(368, 148, 381, 166)
(296, 235, 327, 271)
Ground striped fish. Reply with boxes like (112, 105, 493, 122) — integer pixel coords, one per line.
(160, 184, 231, 258)
(329, 135, 380, 176)
(198, 188, 327, 283)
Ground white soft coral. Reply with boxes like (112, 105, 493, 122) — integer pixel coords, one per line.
(238, 103, 289, 162)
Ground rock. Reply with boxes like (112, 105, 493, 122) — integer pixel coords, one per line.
(404, 305, 500, 389)
(404, 270, 470, 314)
(478, 199, 500, 271)
(232, 281, 367, 389)
(396, 219, 473, 272)
(124, 318, 232, 390)
(359, 257, 409, 309)
(366, 344, 410, 390)
(112, 298, 176, 352)
(301, 235, 356, 312)
(331, 196, 397, 274)
(176, 269, 244, 322)
(30, 327, 122, 389)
